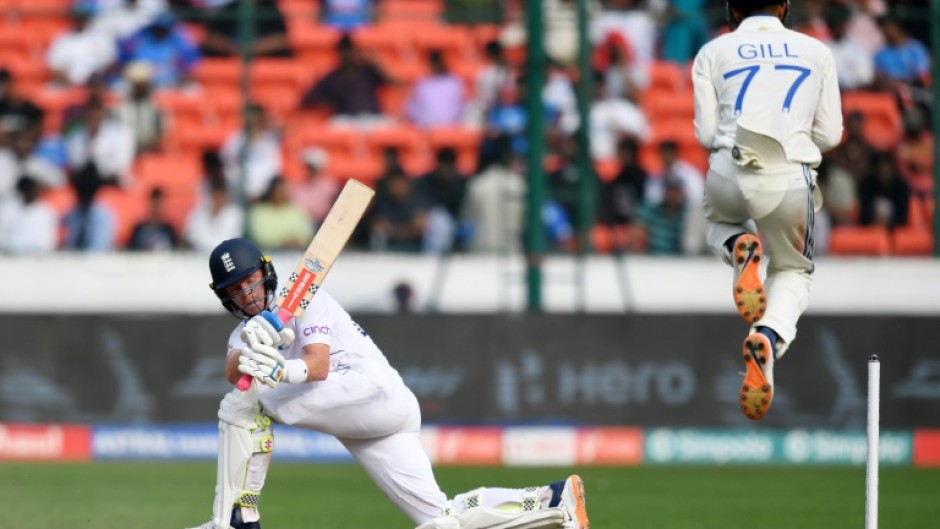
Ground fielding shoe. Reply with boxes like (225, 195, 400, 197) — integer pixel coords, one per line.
(732, 233, 766, 323)
(740, 332, 776, 420)
(559, 474, 589, 529)
(185, 508, 260, 529)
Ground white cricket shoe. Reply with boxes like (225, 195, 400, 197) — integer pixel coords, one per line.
(559, 475, 589, 529)
(740, 332, 776, 420)
(184, 522, 221, 529)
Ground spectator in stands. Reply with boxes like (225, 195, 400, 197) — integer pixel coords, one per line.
(127, 187, 179, 251)
(405, 51, 466, 129)
(460, 135, 525, 253)
(0, 69, 45, 139)
(0, 177, 58, 255)
(824, 3, 874, 91)
(199, 149, 228, 200)
(484, 77, 528, 157)
(62, 176, 116, 251)
(247, 176, 313, 251)
(113, 61, 165, 154)
(0, 130, 67, 202)
(46, 3, 117, 87)
(647, 140, 705, 253)
(184, 177, 244, 253)
(588, 70, 649, 160)
(413, 148, 467, 252)
(290, 147, 341, 226)
(61, 73, 111, 135)
(658, 0, 709, 65)
(319, 0, 373, 31)
(202, 0, 292, 58)
(467, 40, 512, 128)
(592, 32, 644, 103)
(896, 107, 933, 197)
(370, 168, 427, 252)
(829, 110, 877, 180)
(591, 0, 657, 69)
(542, 60, 579, 137)
(90, 0, 167, 41)
(816, 157, 857, 226)
(634, 176, 687, 255)
(65, 100, 136, 187)
(118, 11, 201, 89)
(300, 34, 392, 127)
(857, 150, 910, 229)
(873, 12, 931, 107)
(219, 102, 282, 203)
(599, 138, 646, 230)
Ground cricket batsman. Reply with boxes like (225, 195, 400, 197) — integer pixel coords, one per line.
(692, 0, 843, 419)
(186, 238, 589, 529)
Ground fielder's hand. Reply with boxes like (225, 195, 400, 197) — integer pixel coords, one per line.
(240, 311, 296, 349)
(238, 329, 287, 388)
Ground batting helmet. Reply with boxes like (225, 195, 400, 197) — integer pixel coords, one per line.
(208, 238, 278, 319)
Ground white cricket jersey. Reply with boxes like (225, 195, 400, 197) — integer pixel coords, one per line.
(228, 289, 394, 377)
(692, 16, 843, 165)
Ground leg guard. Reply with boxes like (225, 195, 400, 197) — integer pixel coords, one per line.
(213, 388, 275, 529)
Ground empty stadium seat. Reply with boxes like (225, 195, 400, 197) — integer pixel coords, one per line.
(646, 61, 686, 93)
(891, 227, 933, 256)
(426, 126, 482, 174)
(96, 186, 146, 248)
(327, 156, 384, 183)
(292, 125, 363, 159)
(841, 91, 903, 151)
(133, 154, 201, 189)
(828, 226, 891, 256)
(363, 125, 426, 157)
(594, 159, 621, 182)
(378, 0, 444, 27)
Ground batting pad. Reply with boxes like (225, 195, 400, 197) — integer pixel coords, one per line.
(213, 417, 273, 528)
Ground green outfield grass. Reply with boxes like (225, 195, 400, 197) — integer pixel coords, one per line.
(2, 463, 938, 529)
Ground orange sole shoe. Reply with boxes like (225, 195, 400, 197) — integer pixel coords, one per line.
(562, 474, 589, 529)
(740, 333, 774, 421)
(732, 234, 766, 323)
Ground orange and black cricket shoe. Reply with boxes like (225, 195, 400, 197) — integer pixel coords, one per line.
(732, 234, 766, 323)
(740, 332, 775, 420)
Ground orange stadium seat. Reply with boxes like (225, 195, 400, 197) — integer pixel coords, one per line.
(642, 90, 694, 120)
(96, 186, 146, 248)
(193, 59, 240, 91)
(39, 185, 75, 215)
(472, 24, 501, 49)
(591, 224, 613, 253)
(828, 226, 890, 256)
(426, 126, 482, 173)
(293, 125, 363, 159)
(378, 0, 444, 27)
(841, 91, 902, 151)
(327, 156, 384, 183)
(290, 25, 341, 68)
(133, 154, 201, 189)
(647, 61, 687, 93)
(351, 25, 410, 67)
(594, 159, 621, 182)
(363, 125, 426, 158)
(412, 24, 475, 64)
(891, 227, 933, 256)
(251, 59, 304, 91)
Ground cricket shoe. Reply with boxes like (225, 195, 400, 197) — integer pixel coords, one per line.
(740, 332, 776, 420)
(185, 509, 260, 529)
(557, 475, 589, 529)
(732, 233, 766, 323)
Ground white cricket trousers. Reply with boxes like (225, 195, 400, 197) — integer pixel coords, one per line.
(703, 149, 816, 347)
(260, 366, 447, 524)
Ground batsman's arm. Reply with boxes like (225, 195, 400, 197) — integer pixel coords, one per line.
(227, 343, 330, 385)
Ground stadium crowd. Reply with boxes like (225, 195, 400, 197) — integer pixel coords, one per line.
(0, 0, 932, 256)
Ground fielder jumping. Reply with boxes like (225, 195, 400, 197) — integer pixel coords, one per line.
(186, 238, 589, 529)
(692, 0, 843, 419)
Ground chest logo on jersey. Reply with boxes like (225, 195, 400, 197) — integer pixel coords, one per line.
(738, 43, 798, 60)
(303, 325, 332, 337)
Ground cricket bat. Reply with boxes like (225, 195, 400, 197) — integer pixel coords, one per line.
(236, 178, 375, 390)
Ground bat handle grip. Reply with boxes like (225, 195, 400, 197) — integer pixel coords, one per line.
(236, 308, 293, 391)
